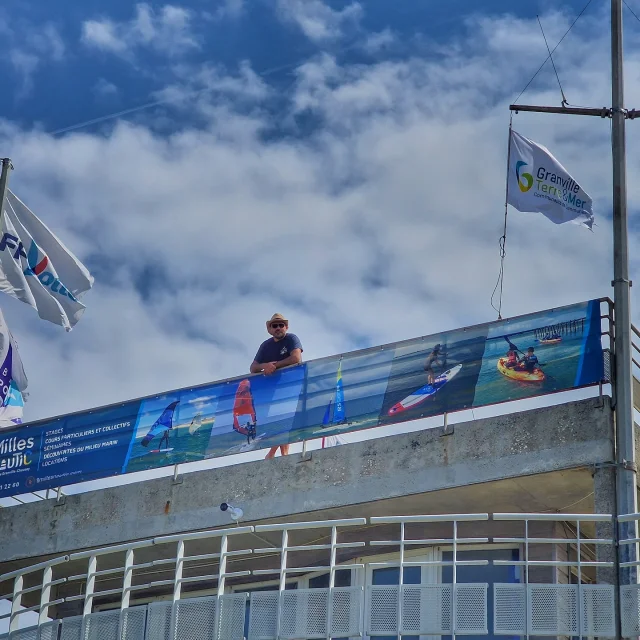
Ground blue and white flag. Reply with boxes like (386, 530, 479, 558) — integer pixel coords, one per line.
(507, 129, 594, 229)
(0, 190, 93, 330)
(0, 382, 25, 429)
(0, 307, 27, 429)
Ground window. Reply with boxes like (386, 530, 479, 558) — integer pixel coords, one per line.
(441, 548, 520, 640)
(239, 582, 297, 639)
(370, 566, 421, 640)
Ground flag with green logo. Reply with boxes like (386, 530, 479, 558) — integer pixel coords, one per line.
(507, 129, 594, 229)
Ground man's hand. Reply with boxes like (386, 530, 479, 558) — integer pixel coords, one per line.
(262, 362, 277, 375)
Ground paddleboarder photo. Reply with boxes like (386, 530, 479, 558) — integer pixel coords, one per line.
(379, 327, 487, 425)
(423, 344, 443, 385)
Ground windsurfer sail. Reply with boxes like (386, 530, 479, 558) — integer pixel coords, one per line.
(189, 412, 203, 435)
(322, 361, 346, 427)
(233, 379, 257, 444)
(141, 400, 180, 448)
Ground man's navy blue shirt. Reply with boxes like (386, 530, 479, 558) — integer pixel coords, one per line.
(254, 334, 303, 363)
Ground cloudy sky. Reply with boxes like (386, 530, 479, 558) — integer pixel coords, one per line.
(1, 0, 639, 422)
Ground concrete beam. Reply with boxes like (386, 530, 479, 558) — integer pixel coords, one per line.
(0, 397, 613, 563)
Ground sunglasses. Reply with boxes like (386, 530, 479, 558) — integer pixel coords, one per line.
(271, 323, 286, 329)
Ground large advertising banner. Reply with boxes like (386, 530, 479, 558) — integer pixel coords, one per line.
(0, 300, 604, 499)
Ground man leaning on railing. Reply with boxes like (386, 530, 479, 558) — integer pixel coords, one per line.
(250, 313, 303, 459)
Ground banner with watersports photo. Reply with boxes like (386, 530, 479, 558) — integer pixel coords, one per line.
(0, 300, 605, 499)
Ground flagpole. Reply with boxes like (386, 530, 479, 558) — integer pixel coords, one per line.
(0, 159, 12, 220)
(611, 0, 638, 584)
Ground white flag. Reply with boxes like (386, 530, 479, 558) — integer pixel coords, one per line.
(0, 190, 93, 330)
(507, 129, 594, 229)
(0, 307, 27, 429)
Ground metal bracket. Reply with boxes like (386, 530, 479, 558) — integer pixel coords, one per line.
(440, 412, 454, 436)
(611, 278, 632, 286)
(172, 465, 183, 485)
(298, 451, 312, 463)
(621, 460, 638, 473)
(54, 495, 66, 507)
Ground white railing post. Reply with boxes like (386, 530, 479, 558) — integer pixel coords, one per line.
(38, 565, 53, 626)
(398, 521, 405, 636)
(9, 574, 23, 633)
(576, 519, 583, 638)
(121, 548, 135, 610)
(217, 535, 228, 597)
(276, 529, 288, 640)
(452, 519, 458, 640)
(525, 518, 530, 640)
(173, 540, 185, 602)
(84, 555, 97, 617)
(327, 525, 338, 639)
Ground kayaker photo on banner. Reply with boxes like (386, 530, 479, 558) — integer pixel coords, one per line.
(473, 300, 604, 406)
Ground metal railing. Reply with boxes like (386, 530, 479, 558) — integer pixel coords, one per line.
(0, 512, 631, 639)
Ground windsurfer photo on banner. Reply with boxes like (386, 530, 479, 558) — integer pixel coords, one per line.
(123, 389, 219, 474)
(287, 349, 394, 443)
(205, 366, 305, 460)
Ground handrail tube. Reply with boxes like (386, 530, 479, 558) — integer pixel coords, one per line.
(177, 570, 252, 585)
(370, 537, 489, 546)
(252, 564, 365, 576)
(124, 579, 175, 593)
(0, 555, 69, 583)
(371, 514, 489, 523)
(70, 540, 151, 560)
(256, 518, 367, 532)
(154, 525, 255, 544)
(494, 537, 613, 545)
(494, 560, 614, 567)
(493, 513, 613, 521)
(368, 560, 490, 567)
(617, 512, 640, 522)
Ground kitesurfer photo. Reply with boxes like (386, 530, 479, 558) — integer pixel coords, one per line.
(423, 344, 442, 385)
(250, 313, 303, 459)
(519, 347, 539, 373)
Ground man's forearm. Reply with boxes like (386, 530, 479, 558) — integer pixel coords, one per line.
(274, 354, 302, 369)
(250, 361, 265, 373)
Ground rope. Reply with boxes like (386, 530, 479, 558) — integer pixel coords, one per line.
(491, 114, 513, 320)
(513, 0, 594, 105)
(623, 0, 640, 23)
(537, 15, 568, 106)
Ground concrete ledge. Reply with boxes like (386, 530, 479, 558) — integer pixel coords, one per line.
(0, 397, 613, 562)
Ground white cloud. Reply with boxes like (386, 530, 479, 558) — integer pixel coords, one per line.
(212, 0, 245, 20)
(27, 23, 65, 61)
(361, 28, 395, 55)
(277, 0, 362, 42)
(94, 78, 120, 99)
(3, 22, 65, 98)
(0, 6, 636, 425)
(81, 3, 199, 58)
